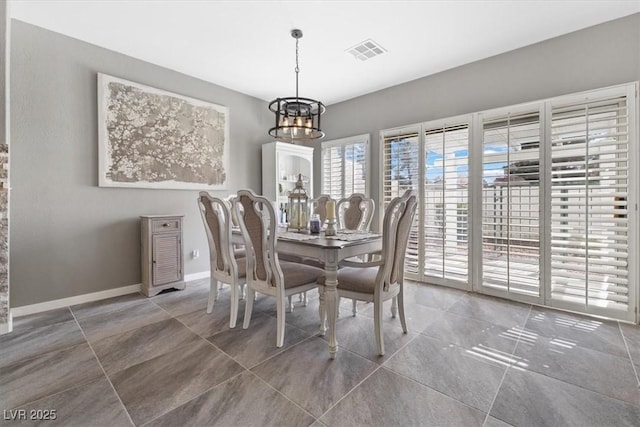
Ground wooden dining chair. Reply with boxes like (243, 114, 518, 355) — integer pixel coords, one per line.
(336, 193, 375, 315)
(310, 194, 335, 224)
(336, 193, 375, 232)
(197, 192, 247, 328)
(323, 189, 417, 355)
(234, 189, 326, 347)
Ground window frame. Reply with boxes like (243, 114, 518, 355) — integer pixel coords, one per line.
(379, 82, 638, 322)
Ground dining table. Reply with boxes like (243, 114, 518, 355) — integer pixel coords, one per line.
(233, 228, 382, 359)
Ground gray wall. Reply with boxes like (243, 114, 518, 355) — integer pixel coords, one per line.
(11, 20, 272, 306)
(317, 13, 640, 224)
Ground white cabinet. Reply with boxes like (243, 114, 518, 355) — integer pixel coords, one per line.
(140, 215, 185, 297)
(262, 141, 313, 224)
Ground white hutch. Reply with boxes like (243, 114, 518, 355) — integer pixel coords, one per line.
(262, 141, 314, 225)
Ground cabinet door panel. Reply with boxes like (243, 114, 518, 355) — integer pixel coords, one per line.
(152, 233, 182, 286)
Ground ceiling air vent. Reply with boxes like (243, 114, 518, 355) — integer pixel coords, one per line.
(346, 39, 386, 61)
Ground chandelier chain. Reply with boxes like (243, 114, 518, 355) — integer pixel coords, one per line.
(295, 37, 299, 99)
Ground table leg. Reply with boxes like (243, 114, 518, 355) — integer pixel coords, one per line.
(324, 250, 339, 359)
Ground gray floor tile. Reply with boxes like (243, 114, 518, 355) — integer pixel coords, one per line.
(3, 279, 637, 426)
(252, 337, 378, 417)
(525, 307, 628, 357)
(70, 293, 146, 320)
(514, 333, 640, 405)
(385, 334, 506, 412)
(483, 416, 513, 427)
(0, 320, 85, 369)
(209, 313, 311, 368)
(151, 282, 212, 317)
(250, 293, 279, 313)
(259, 293, 328, 335)
(110, 339, 244, 425)
(175, 298, 241, 338)
(146, 372, 314, 427)
(422, 311, 522, 356)
(0, 343, 103, 410)
(491, 367, 640, 427)
(321, 314, 416, 363)
(319, 367, 486, 427)
(621, 322, 640, 366)
(448, 294, 530, 329)
(92, 318, 203, 374)
(11, 308, 74, 334)
(403, 281, 468, 310)
(358, 300, 444, 333)
(75, 299, 171, 343)
(12, 377, 132, 427)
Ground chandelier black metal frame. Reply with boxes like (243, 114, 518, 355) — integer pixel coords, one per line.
(269, 29, 325, 142)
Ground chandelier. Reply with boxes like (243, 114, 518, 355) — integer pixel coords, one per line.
(269, 29, 325, 142)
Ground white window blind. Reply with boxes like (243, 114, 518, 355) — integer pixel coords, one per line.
(481, 112, 542, 297)
(321, 135, 368, 199)
(379, 83, 636, 322)
(550, 95, 631, 313)
(424, 124, 469, 282)
(382, 129, 420, 275)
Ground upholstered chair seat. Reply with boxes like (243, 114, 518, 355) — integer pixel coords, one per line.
(279, 261, 325, 288)
(319, 266, 378, 294)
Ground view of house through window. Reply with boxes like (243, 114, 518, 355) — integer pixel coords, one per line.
(381, 84, 637, 322)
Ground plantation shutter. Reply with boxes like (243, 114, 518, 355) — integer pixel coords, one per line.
(550, 95, 631, 313)
(481, 112, 542, 297)
(321, 136, 368, 199)
(423, 124, 469, 282)
(343, 142, 367, 195)
(322, 145, 344, 199)
(382, 129, 420, 275)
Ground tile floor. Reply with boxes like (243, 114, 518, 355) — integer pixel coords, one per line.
(1, 279, 639, 426)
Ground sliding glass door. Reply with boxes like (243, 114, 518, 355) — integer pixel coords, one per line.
(381, 84, 637, 322)
(382, 119, 470, 289)
(479, 108, 543, 301)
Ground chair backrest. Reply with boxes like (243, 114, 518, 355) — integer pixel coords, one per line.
(310, 194, 334, 224)
(234, 189, 283, 289)
(336, 193, 375, 231)
(376, 190, 418, 291)
(197, 192, 240, 281)
(225, 194, 241, 228)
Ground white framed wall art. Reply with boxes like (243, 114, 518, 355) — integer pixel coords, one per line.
(97, 73, 230, 190)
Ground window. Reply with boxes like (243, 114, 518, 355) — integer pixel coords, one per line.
(381, 121, 470, 285)
(481, 110, 542, 298)
(549, 93, 633, 316)
(382, 127, 420, 275)
(321, 134, 369, 199)
(380, 83, 637, 322)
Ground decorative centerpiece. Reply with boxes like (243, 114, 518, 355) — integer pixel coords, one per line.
(325, 199, 337, 236)
(288, 174, 308, 232)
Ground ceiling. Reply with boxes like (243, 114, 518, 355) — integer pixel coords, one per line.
(9, 0, 640, 106)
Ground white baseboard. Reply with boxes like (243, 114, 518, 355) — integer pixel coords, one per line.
(10, 272, 212, 318)
(11, 283, 142, 318)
